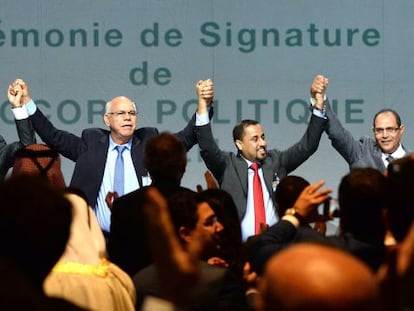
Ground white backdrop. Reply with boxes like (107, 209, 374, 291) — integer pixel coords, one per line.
(1, 1, 413, 202)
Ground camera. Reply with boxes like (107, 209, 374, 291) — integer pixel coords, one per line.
(323, 198, 339, 218)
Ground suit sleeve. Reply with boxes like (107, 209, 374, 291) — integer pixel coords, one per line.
(0, 119, 36, 179)
(15, 118, 36, 146)
(174, 107, 214, 151)
(279, 112, 327, 173)
(247, 220, 298, 274)
(195, 123, 227, 182)
(0, 138, 20, 179)
(30, 108, 86, 161)
(324, 100, 363, 165)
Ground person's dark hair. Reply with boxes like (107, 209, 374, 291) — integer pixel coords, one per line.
(372, 109, 401, 128)
(196, 189, 245, 276)
(232, 119, 259, 143)
(275, 175, 310, 218)
(144, 132, 187, 184)
(0, 175, 72, 291)
(386, 156, 414, 242)
(167, 190, 198, 242)
(338, 168, 386, 244)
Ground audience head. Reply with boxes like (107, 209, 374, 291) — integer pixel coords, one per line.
(275, 175, 310, 218)
(233, 119, 267, 162)
(104, 96, 137, 145)
(12, 144, 66, 189)
(372, 109, 404, 154)
(144, 132, 187, 184)
(338, 168, 386, 244)
(195, 189, 244, 272)
(386, 154, 414, 242)
(168, 191, 224, 260)
(256, 243, 381, 311)
(0, 175, 72, 291)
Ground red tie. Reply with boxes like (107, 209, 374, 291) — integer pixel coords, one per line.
(250, 163, 266, 234)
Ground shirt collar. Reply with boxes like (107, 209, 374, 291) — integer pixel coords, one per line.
(382, 144, 406, 160)
(241, 155, 261, 168)
(109, 136, 132, 151)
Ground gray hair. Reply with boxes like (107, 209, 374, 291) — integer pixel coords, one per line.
(105, 100, 137, 113)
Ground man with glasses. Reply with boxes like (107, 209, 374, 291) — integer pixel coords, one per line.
(8, 78, 213, 234)
(133, 189, 249, 310)
(315, 77, 407, 172)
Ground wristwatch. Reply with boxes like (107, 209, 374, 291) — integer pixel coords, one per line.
(286, 208, 306, 225)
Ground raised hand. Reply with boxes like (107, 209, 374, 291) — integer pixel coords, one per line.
(290, 180, 332, 222)
(7, 78, 31, 107)
(196, 78, 214, 115)
(7, 83, 23, 108)
(310, 75, 329, 110)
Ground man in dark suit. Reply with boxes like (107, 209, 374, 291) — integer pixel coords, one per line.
(2, 81, 36, 179)
(10, 78, 212, 234)
(195, 76, 328, 240)
(317, 75, 407, 172)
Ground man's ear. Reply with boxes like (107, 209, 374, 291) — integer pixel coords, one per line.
(104, 114, 110, 127)
(178, 226, 192, 244)
(235, 139, 243, 151)
(400, 124, 406, 135)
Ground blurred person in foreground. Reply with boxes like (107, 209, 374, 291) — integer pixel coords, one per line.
(12, 144, 136, 311)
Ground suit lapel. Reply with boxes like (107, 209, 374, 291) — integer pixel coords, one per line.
(131, 136, 145, 188)
(235, 156, 274, 196)
(262, 159, 275, 195)
(373, 145, 387, 171)
(235, 155, 249, 195)
(95, 135, 110, 177)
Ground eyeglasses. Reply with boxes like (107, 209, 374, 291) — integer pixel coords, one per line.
(204, 215, 219, 228)
(373, 126, 400, 135)
(107, 110, 137, 117)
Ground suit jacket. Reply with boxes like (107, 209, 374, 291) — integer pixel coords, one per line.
(248, 220, 385, 274)
(0, 118, 36, 179)
(324, 100, 408, 171)
(29, 108, 200, 209)
(247, 220, 327, 274)
(195, 114, 327, 220)
(133, 261, 249, 311)
(108, 185, 194, 277)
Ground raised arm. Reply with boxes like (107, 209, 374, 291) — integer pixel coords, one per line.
(309, 76, 363, 166)
(0, 82, 37, 179)
(10, 78, 85, 161)
(174, 79, 214, 150)
(195, 80, 227, 182)
(278, 75, 328, 173)
(7, 81, 36, 147)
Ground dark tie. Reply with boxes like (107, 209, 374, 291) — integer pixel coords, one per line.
(386, 154, 394, 164)
(250, 163, 266, 234)
(114, 145, 126, 196)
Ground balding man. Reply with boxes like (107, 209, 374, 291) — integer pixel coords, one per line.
(255, 243, 381, 311)
(9, 78, 213, 234)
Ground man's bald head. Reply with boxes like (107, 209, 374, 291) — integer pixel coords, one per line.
(256, 243, 381, 311)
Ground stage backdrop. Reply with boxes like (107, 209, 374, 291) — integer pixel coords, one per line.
(1, 1, 413, 208)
